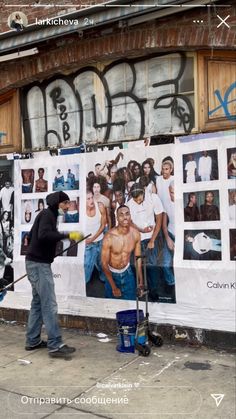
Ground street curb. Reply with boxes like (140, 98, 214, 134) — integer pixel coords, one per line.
(0, 307, 235, 351)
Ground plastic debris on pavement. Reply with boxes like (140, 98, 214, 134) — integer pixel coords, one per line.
(96, 333, 111, 343)
(18, 359, 32, 365)
(96, 333, 108, 338)
(98, 338, 112, 343)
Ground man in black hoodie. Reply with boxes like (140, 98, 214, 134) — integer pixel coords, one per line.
(25, 191, 82, 358)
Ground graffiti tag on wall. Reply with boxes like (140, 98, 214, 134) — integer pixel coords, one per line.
(209, 81, 236, 121)
(22, 52, 195, 149)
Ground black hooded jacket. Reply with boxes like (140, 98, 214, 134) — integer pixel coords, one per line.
(26, 192, 68, 264)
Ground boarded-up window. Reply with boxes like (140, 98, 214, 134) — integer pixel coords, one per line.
(0, 90, 21, 153)
(0, 97, 11, 146)
(198, 51, 236, 131)
(22, 53, 196, 150)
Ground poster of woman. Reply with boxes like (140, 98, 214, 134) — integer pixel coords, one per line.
(227, 148, 236, 179)
(228, 190, 236, 220)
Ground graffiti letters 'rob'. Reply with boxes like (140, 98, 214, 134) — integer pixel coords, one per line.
(22, 52, 195, 149)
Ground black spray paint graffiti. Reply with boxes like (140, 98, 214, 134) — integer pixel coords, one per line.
(50, 87, 70, 141)
(153, 54, 194, 133)
(22, 52, 194, 149)
(45, 87, 71, 147)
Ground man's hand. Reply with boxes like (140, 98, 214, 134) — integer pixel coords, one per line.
(138, 283, 145, 297)
(112, 286, 122, 298)
(167, 236, 175, 251)
(105, 160, 112, 167)
(86, 237, 94, 245)
(143, 226, 153, 233)
(118, 152, 124, 160)
(147, 239, 155, 249)
(4, 257, 12, 266)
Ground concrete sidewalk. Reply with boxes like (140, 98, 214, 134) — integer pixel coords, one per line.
(0, 321, 235, 419)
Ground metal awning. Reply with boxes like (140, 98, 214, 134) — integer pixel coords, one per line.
(0, 0, 220, 55)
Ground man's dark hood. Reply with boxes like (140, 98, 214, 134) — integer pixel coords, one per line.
(46, 191, 69, 210)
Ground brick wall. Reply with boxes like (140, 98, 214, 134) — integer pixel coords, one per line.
(0, 0, 103, 33)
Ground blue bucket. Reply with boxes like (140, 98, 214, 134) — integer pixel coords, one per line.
(116, 309, 144, 353)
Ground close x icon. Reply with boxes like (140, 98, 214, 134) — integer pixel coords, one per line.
(216, 14, 231, 29)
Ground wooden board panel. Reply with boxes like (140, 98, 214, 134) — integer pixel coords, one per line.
(208, 61, 236, 120)
(198, 51, 236, 132)
(0, 99, 11, 146)
(0, 90, 21, 154)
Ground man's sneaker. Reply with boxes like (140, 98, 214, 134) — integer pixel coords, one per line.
(25, 340, 47, 351)
(49, 345, 76, 358)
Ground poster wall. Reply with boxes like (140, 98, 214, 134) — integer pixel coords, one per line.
(0, 162, 14, 289)
(175, 131, 235, 322)
(3, 130, 235, 332)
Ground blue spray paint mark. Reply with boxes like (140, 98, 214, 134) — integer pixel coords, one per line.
(209, 81, 236, 121)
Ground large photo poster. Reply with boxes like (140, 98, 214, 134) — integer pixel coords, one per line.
(8, 130, 235, 332)
(84, 144, 175, 304)
(14, 145, 176, 304)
